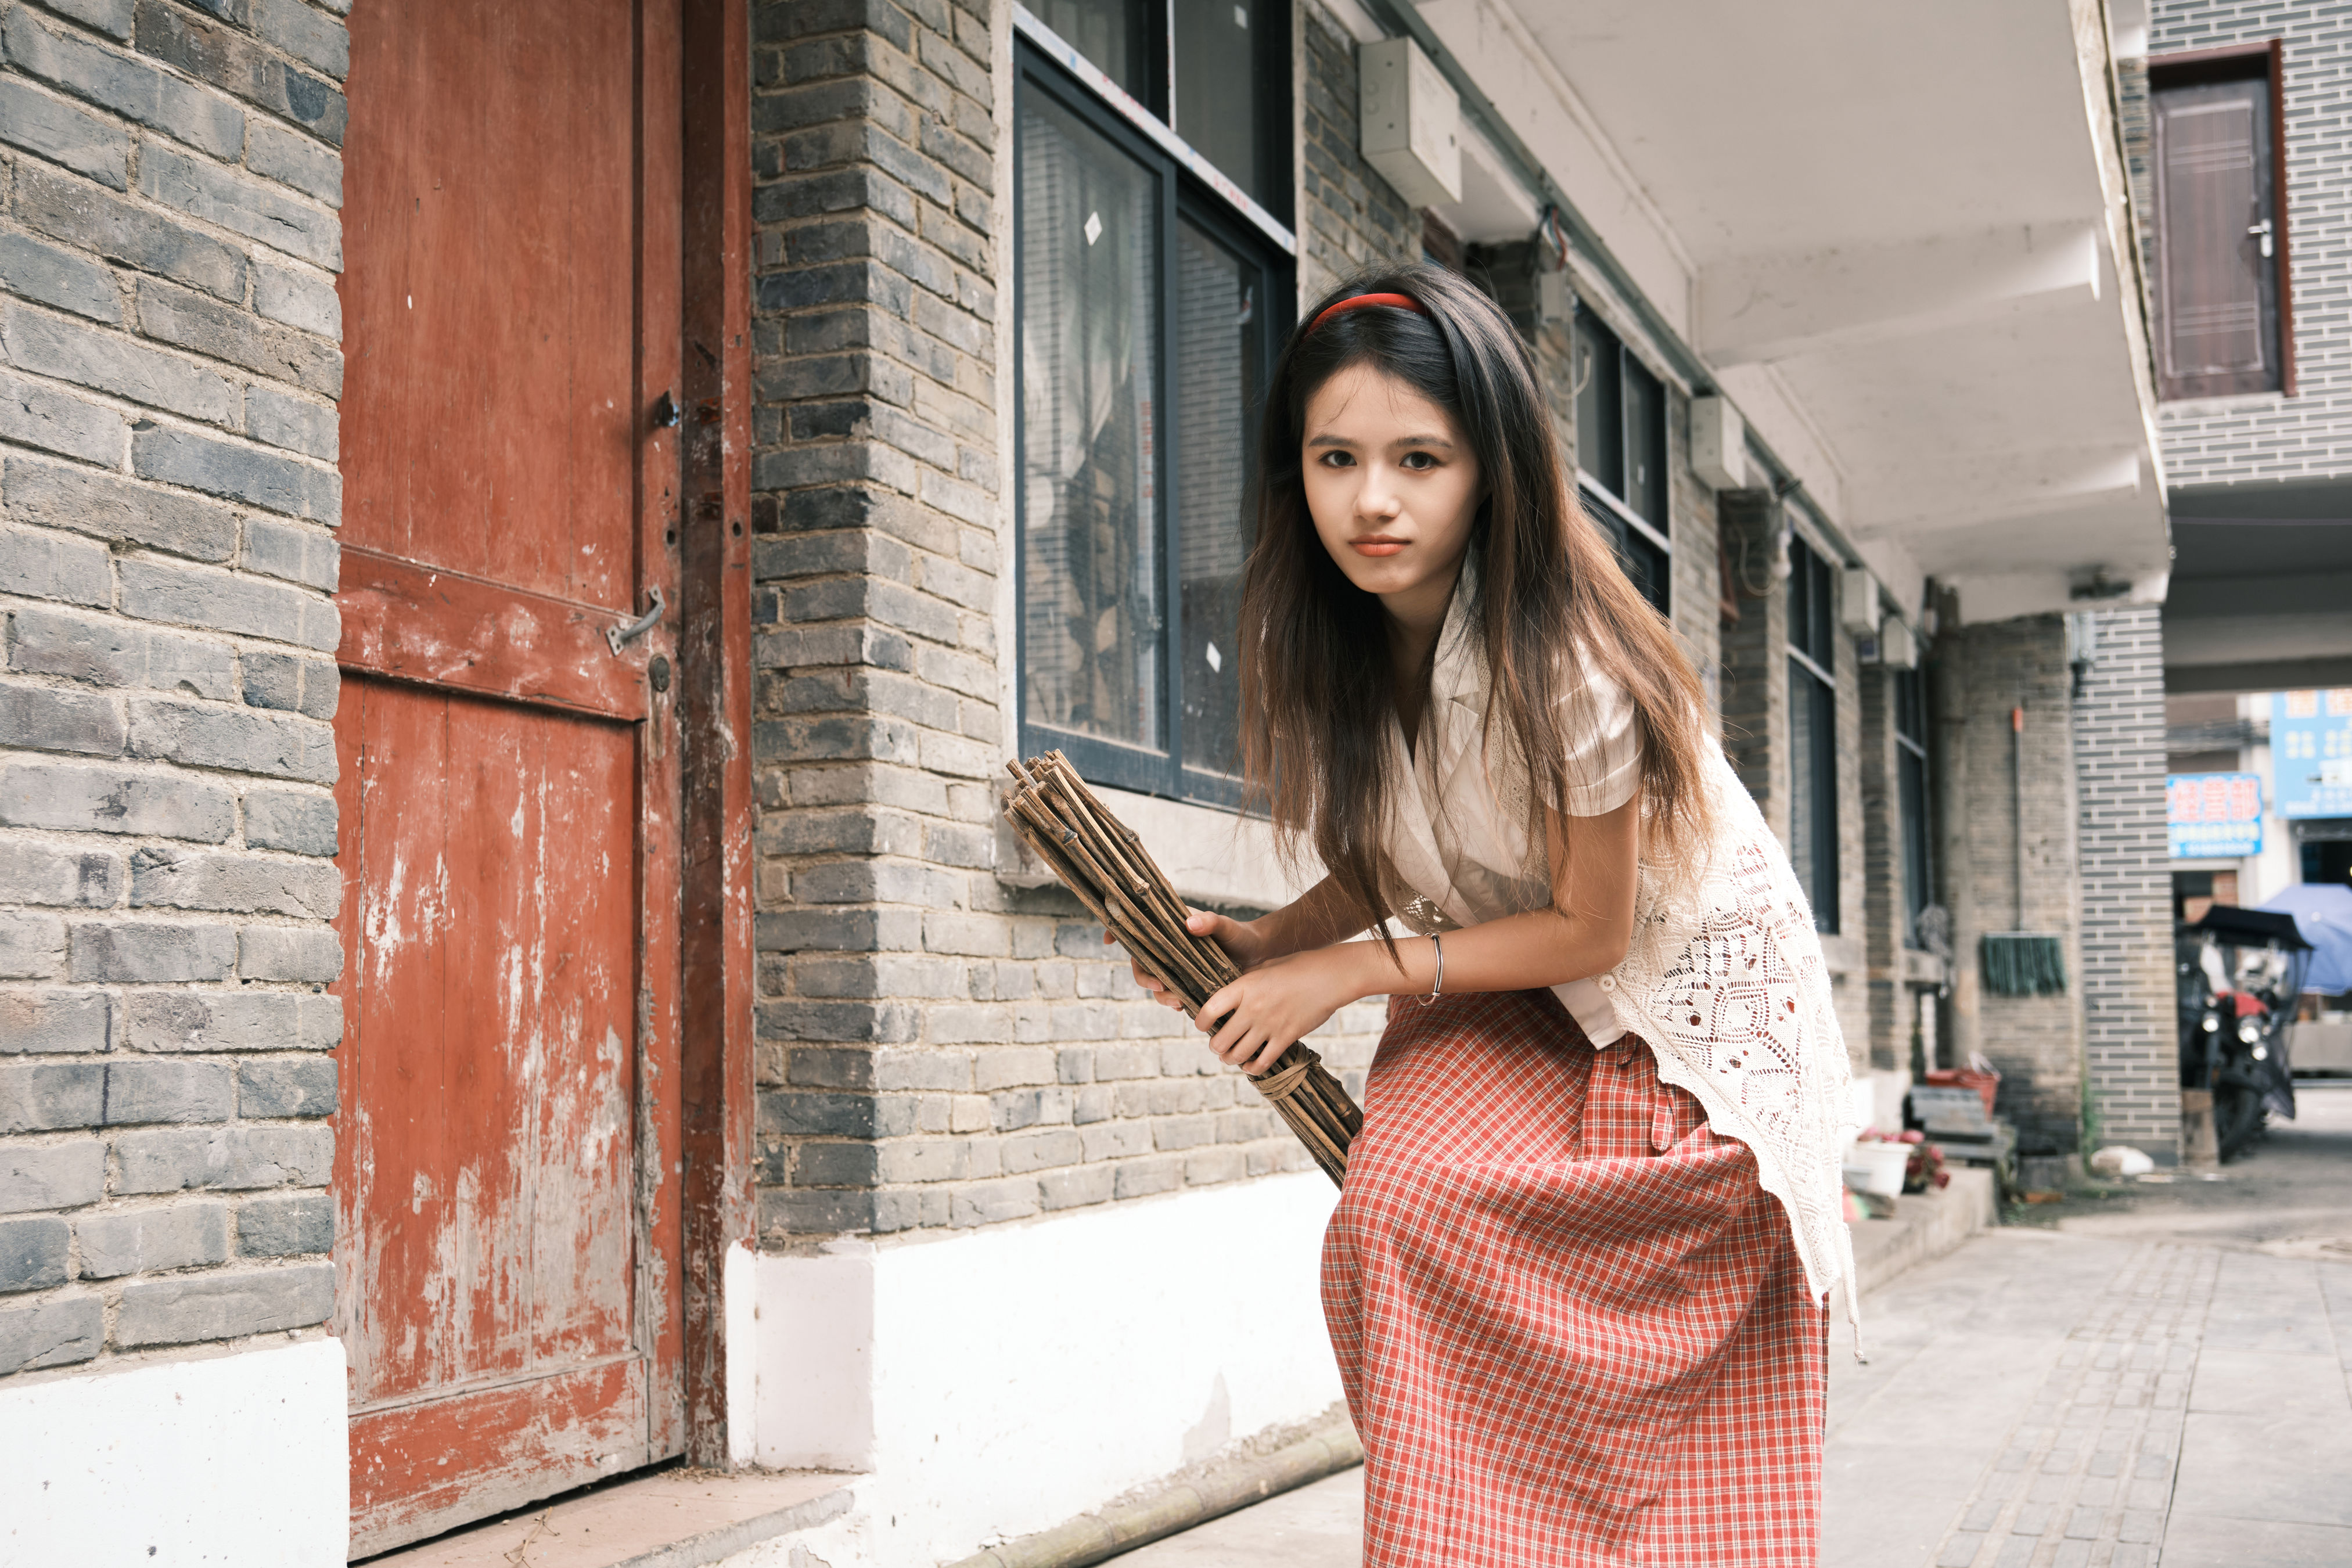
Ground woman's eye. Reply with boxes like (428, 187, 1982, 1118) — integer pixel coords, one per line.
(1318, 450, 1355, 467)
(1400, 451, 1436, 470)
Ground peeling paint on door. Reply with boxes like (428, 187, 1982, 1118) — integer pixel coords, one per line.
(331, 0, 686, 1553)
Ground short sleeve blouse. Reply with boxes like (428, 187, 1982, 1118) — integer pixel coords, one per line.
(1380, 574, 1639, 1046)
(1558, 660, 1641, 818)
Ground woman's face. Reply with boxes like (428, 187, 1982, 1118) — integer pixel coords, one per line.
(1300, 362, 1484, 619)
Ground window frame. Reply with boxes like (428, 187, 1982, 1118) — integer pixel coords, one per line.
(1571, 305, 1671, 616)
(1010, 21, 1293, 807)
(2148, 38, 2296, 401)
(1785, 533, 1838, 933)
(1893, 665, 1932, 948)
(1578, 479, 1670, 616)
(1012, 5, 1295, 251)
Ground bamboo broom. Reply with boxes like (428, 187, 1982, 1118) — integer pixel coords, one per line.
(1002, 751, 1364, 1185)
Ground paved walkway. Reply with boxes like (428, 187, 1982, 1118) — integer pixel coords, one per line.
(1111, 1083, 2352, 1567)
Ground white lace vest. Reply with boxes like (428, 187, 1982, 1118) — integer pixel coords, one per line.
(1377, 587, 1861, 1321)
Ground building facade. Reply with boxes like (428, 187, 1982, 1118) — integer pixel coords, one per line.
(2120, 0, 2352, 939)
(0, 1, 2176, 1562)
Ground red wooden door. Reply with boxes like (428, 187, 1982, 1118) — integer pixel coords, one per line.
(332, 1, 684, 1553)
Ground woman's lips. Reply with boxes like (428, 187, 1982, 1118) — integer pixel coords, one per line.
(1351, 537, 1407, 556)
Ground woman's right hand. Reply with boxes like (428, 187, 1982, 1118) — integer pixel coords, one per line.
(1120, 910, 1278, 1010)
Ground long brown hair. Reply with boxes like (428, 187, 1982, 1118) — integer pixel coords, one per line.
(1237, 264, 1713, 946)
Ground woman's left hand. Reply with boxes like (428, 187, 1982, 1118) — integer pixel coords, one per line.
(1197, 945, 1372, 1076)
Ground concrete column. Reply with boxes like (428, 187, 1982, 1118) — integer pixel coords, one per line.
(2072, 605, 2182, 1163)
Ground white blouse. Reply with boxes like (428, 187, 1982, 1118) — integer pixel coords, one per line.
(1380, 573, 1860, 1318)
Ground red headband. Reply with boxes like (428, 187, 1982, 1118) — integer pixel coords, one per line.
(1308, 292, 1425, 335)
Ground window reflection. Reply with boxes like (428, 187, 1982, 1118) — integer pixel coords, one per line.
(1176, 220, 1261, 781)
(1174, 1, 1263, 203)
(1019, 91, 1162, 752)
(1031, 0, 1149, 98)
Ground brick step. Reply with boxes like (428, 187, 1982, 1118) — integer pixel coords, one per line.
(1851, 1165, 1999, 1298)
(364, 1468, 858, 1568)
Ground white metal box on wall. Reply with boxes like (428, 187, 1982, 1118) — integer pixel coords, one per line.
(1881, 622, 1919, 669)
(1840, 566, 1882, 636)
(1359, 37, 1461, 206)
(1690, 394, 1747, 490)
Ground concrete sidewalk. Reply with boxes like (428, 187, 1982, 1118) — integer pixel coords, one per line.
(1833, 1082, 2352, 1568)
(1110, 1083, 2352, 1567)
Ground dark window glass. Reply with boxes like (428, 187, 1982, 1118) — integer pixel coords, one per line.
(1017, 87, 1163, 756)
(1032, 0, 1152, 98)
(1898, 742, 1930, 941)
(1581, 485, 1667, 617)
(1787, 532, 1837, 932)
(1422, 209, 1464, 272)
(1574, 305, 1669, 615)
(1622, 354, 1666, 528)
(2150, 45, 2289, 400)
(1014, 44, 1288, 805)
(1894, 667, 1932, 945)
(1788, 548, 1810, 654)
(1894, 661, 1923, 743)
(1173, 1, 1265, 204)
(1573, 310, 1623, 499)
(1789, 658, 1838, 933)
(1574, 305, 1668, 528)
(1787, 534, 1834, 667)
(1175, 218, 1264, 785)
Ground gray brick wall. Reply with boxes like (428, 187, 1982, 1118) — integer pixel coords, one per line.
(1665, 391, 1724, 722)
(1828, 573, 1867, 1061)
(746, 0, 1406, 1245)
(1931, 611, 2086, 1157)
(745, 0, 1893, 1242)
(0, 0, 343, 1380)
(1713, 502, 1871, 1069)
(2142, 1, 2352, 483)
(1857, 665, 1926, 1074)
(1718, 497, 1787, 844)
(1294, 2, 1415, 304)
(2073, 604, 2181, 1161)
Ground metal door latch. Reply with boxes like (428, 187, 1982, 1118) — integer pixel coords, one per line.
(608, 587, 666, 654)
(2249, 219, 2275, 258)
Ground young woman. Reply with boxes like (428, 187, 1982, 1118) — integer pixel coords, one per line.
(1127, 265, 1858, 1566)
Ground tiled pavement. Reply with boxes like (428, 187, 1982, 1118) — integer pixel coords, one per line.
(1922, 1245, 2213, 1568)
(1112, 1085, 2352, 1566)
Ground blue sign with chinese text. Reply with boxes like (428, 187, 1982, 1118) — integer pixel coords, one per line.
(2272, 691, 2352, 819)
(2168, 772, 2263, 858)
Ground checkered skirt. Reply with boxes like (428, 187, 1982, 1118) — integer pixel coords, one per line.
(1322, 988, 1826, 1567)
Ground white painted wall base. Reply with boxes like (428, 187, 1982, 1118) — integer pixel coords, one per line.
(0, 1337, 348, 1567)
(725, 1238, 762, 1470)
(737, 1174, 1346, 1566)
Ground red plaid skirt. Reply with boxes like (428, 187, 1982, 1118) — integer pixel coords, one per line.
(1322, 988, 1826, 1567)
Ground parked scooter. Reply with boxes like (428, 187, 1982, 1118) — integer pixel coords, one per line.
(2177, 906, 2310, 1160)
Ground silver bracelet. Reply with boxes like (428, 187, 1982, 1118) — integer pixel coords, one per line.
(1425, 933, 1444, 1002)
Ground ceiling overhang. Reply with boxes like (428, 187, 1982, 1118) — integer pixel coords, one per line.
(2165, 480, 2352, 694)
(1416, 0, 2170, 626)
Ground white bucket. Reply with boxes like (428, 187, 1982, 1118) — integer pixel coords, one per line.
(1843, 1141, 1911, 1199)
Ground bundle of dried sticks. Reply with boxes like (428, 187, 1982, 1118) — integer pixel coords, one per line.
(1002, 751, 1364, 1185)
